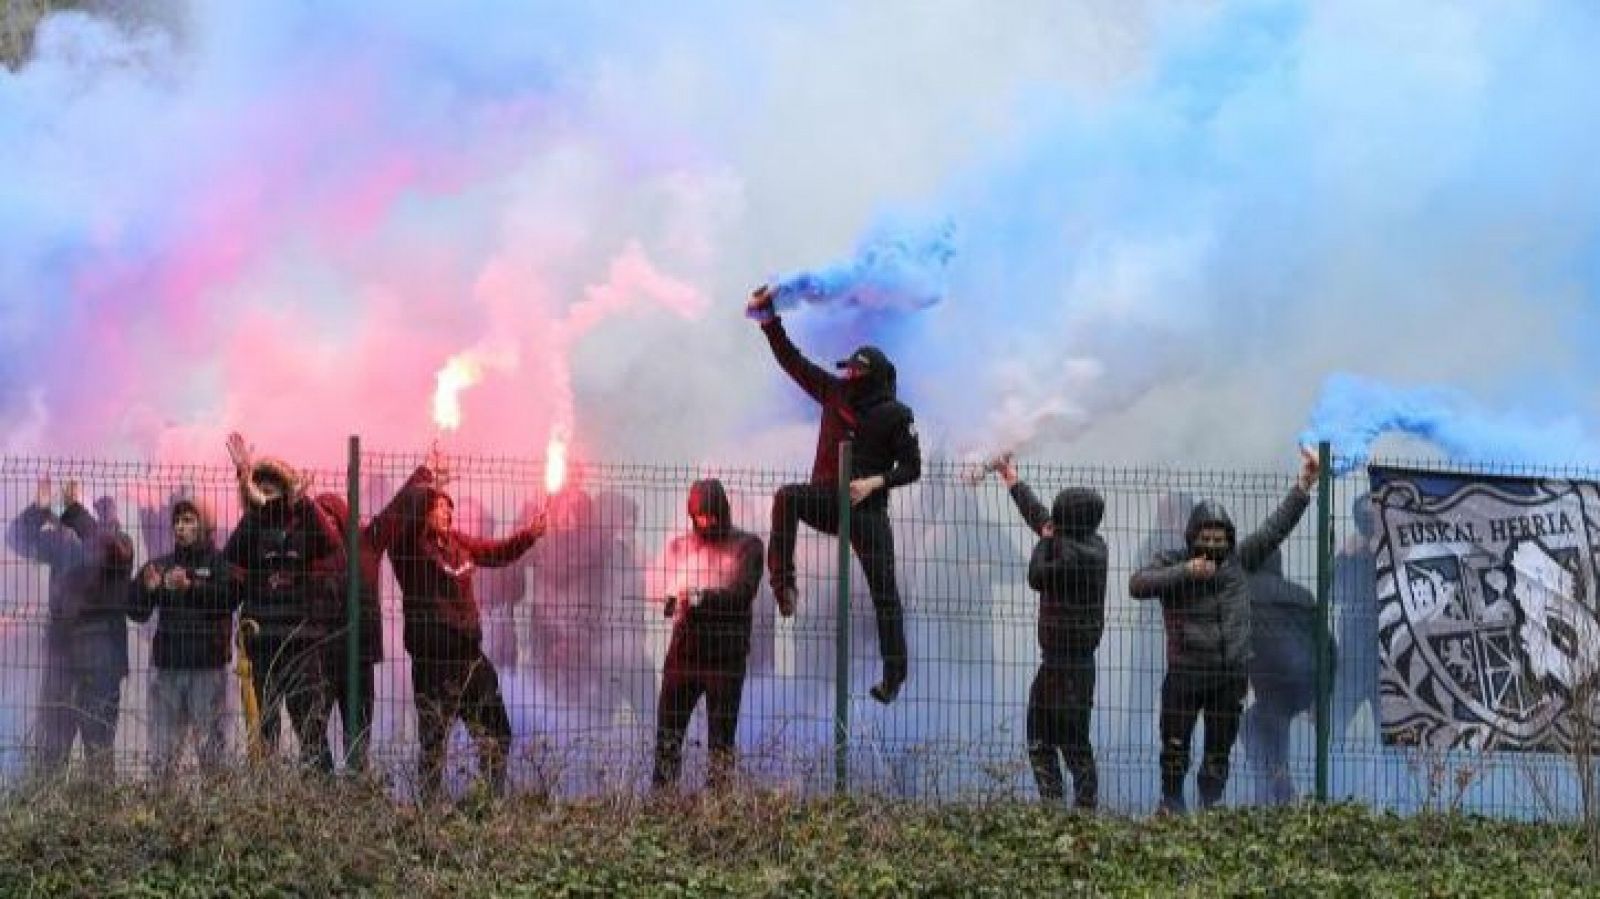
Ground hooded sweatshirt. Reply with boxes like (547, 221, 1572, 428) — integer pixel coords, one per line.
(313, 485, 415, 666)
(656, 479, 765, 666)
(7, 500, 135, 674)
(1247, 551, 1335, 707)
(129, 499, 239, 670)
(387, 466, 543, 660)
(223, 458, 346, 641)
(1129, 487, 1311, 672)
(760, 318, 920, 508)
(1009, 481, 1109, 663)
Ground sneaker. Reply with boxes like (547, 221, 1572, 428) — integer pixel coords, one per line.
(774, 583, 797, 618)
(869, 678, 903, 705)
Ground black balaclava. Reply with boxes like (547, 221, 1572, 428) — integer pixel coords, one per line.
(688, 478, 732, 540)
(837, 345, 897, 409)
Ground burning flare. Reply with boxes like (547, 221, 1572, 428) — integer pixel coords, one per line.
(432, 354, 483, 432)
(545, 427, 569, 494)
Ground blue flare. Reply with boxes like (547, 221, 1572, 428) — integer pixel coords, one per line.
(755, 218, 957, 318)
(1302, 373, 1599, 476)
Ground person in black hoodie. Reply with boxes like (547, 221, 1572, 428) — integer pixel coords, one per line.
(747, 285, 921, 703)
(993, 457, 1108, 809)
(387, 452, 545, 801)
(1129, 448, 1320, 813)
(129, 497, 238, 779)
(7, 478, 135, 777)
(223, 434, 345, 771)
(650, 479, 765, 791)
(314, 483, 413, 773)
(1243, 549, 1335, 806)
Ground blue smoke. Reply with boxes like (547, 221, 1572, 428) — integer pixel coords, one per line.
(1302, 373, 1600, 475)
(756, 217, 957, 317)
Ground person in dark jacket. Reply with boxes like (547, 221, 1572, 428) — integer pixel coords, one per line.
(994, 457, 1108, 809)
(1243, 550, 1335, 806)
(1129, 448, 1319, 813)
(223, 434, 345, 771)
(314, 482, 413, 773)
(387, 453, 545, 801)
(7, 478, 135, 777)
(650, 479, 765, 791)
(747, 285, 921, 703)
(129, 497, 238, 779)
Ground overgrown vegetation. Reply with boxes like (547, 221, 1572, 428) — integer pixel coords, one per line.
(1, 771, 1595, 897)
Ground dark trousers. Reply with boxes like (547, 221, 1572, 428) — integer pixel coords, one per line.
(411, 651, 512, 800)
(1244, 676, 1313, 806)
(248, 634, 333, 771)
(653, 660, 746, 790)
(769, 483, 908, 685)
(1027, 659, 1097, 808)
(327, 652, 377, 772)
(37, 654, 123, 776)
(1159, 668, 1248, 809)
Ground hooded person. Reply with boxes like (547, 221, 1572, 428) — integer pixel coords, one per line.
(6, 479, 135, 777)
(129, 496, 239, 779)
(1242, 549, 1335, 806)
(222, 442, 346, 772)
(747, 286, 921, 704)
(994, 458, 1108, 809)
(649, 479, 765, 791)
(314, 481, 416, 773)
(385, 455, 546, 801)
(1129, 449, 1320, 813)
(1332, 493, 1379, 742)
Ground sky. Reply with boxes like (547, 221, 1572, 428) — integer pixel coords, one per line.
(3, 0, 1599, 473)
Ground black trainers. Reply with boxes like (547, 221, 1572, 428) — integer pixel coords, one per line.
(773, 583, 797, 618)
(869, 678, 903, 705)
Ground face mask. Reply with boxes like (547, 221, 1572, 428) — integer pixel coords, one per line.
(1195, 543, 1230, 563)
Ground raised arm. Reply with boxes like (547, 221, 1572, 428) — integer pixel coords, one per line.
(751, 287, 836, 404)
(368, 465, 437, 553)
(1236, 449, 1319, 571)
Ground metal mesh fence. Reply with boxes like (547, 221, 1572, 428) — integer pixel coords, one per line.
(0, 449, 1594, 818)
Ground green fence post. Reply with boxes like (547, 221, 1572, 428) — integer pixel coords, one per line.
(1314, 440, 1333, 803)
(345, 435, 362, 766)
(834, 440, 853, 795)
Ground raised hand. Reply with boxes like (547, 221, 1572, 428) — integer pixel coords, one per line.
(141, 563, 162, 592)
(225, 432, 254, 474)
(34, 477, 51, 509)
(1296, 445, 1321, 492)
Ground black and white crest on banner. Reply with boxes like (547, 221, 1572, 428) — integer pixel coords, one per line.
(1369, 467, 1600, 751)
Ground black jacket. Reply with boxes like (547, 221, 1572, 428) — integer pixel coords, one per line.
(1129, 487, 1311, 672)
(659, 479, 765, 667)
(8, 502, 135, 675)
(761, 318, 920, 508)
(1009, 482, 1108, 664)
(223, 493, 346, 642)
(129, 505, 238, 670)
(388, 467, 542, 660)
(1247, 552, 1335, 707)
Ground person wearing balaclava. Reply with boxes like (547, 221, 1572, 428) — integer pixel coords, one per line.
(223, 433, 346, 772)
(7, 477, 135, 778)
(650, 479, 765, 791)
(992, 457, 1108, 809)
(129, 495, 238, 779)
(386, 446, 546, 802)
(747, 285, 921, 704)
(1242, 549, 1335, 806)
(1129, 448, 1320, 814)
